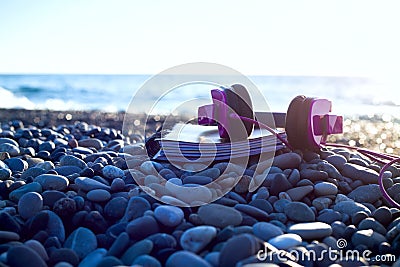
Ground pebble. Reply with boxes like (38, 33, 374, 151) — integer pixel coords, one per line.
(121, 196, 151, 222)
(219, 234, 260, 267)
(7, 245, 47, 267)
(272, 152, 302, 170)
(252, 222, 283, 241)
(0, 143, 20, 156)
(79, 248, 107, 267)
(0, 167, 11, 180)
(373, 206, 392, 226)
(104, 197, 128, 219)
(24, 239, 49, 261)
(121, 239, 153, 265)
(268, 233, 302, 250)
(34, 174, 69, 191)
(166, 183, 212, 205)
(126, 215, 160, 240)
(60, 155, 87, 169)
(333, 200, 372, 216)
(314, 182, 338, 196)
(166, 251, 212, 267)
(74, 177, 110, 191)
(286, 185, 313, 201)
(358, 218, 387, 235)
(5, 158, 28, 172)
(180, 226, 217, 253)
(18, 191, 43, 219)
(312, 197, 332, 211)
(325, 154, 347, 170)
(64, 227, 97, 259)
(351, 229, 386, 249)
(78, 138, 104, 150)
(9, 182, 42, 202)
(288, 222, 332, 239)
(270, 173, 293, 196)
(347, 184, 382, 203)
(183, 175, 213, 185)
(0, 230, 20, 241)
(341, 163, 379, 184)
(133, 255, 161, 267)
(102, 165, 124, 179)
(196, 167, 220, 179)
(198, 204, 242, 228)
(154, 205, 184, 227)
(284, 202, 315, 222)
(86, 189, 111, 202)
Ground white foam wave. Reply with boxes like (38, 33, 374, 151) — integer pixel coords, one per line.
(0, 86, 36, 109)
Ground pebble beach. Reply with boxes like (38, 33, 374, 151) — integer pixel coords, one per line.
(0, 109, 400, 267)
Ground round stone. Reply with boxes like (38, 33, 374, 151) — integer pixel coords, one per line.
(0, 143, 20, 156)
(325, 154, 347, 170)
(284, 202, 315, 222)
(24, 239, 49, 261)
(121, 239, 153, 265)
(121, 196, 151, 222)
(198, 204, 242, 228)
(78, 139, 104, 150)
(268, 233, 302, 250)
(347, 184, 382, 203)
(104, 197, 128, 219)
(74, 177, 110, 191)
(64, 227, 97, 259)
(351, 229, 386, 249)
(253, 222, 283, 241)
(18, 192, 43, 219)
(333, 201, 371, 216)
(166, 251, 212, 267)
(288, 222, 332, 239)
(272, 152, 302, 170)
(133, 255, 161, 267)
(5, 158, 28, 172)
(286, 185, 313, 201)
(373, 207, 392, 226)
(60, 155, 87, 169)
(219, 234, 260, 267)
(154, 205, 184, 227)
(180, 226, 217, 253)
(86, 189, 111, 202)
(0, 168, 11, 180)
(34, 174, 69, 191)
(314, 182, 338, 196)
(7, 245, 47, 267)
(126, 215, 159, 240)
(102, 165, 124, 179)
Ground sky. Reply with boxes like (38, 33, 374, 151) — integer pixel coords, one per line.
(1, 0, 400, 79)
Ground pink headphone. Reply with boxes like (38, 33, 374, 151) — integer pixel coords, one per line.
(198, 84, 400, 208)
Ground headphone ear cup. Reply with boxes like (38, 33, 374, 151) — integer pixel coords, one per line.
(224, 84, 254, 140)
(286, 95, 306, 149)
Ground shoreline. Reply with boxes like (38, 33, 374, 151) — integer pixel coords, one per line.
(1, 108, 399, 155)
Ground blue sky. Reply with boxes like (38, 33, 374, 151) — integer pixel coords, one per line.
(1, 0, 399, 78)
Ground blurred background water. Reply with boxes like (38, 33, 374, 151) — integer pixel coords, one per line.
(1, 74, 399, 118)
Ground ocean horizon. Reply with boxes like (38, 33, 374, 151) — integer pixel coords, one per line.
(1, 74, 399, 118)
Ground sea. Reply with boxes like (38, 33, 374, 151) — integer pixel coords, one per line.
(1, 74, 399, 118)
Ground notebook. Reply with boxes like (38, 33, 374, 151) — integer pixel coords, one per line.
(147, 123, 286, 162)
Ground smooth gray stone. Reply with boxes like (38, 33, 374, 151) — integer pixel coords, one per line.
(64, 227, 97, 259)
(272, 152, 302, 170)
(288, 222, 332, 239)
(154, 205, 184, 227)
(18, 192, 43, 219)
(166, 251, 212, 267)
(284, 202, 315, 222)
(102, 165, 124, 179)
(253, 222, 283, 241)
(7, 245, 47, 267)
(219, 234, 260, 267)
(347, 184, 382, 203)
(60, 155, 87, 169)
(198, 204, 242, 228)
(74, 177, 110, 191)
(333, 201, 372, 216)
(121, 239, 153, 265)
(351, 229, 386, 249)
(34, 174, 69, 191)
(180, 226, 217, 253)
(341, 163, 379, 184)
